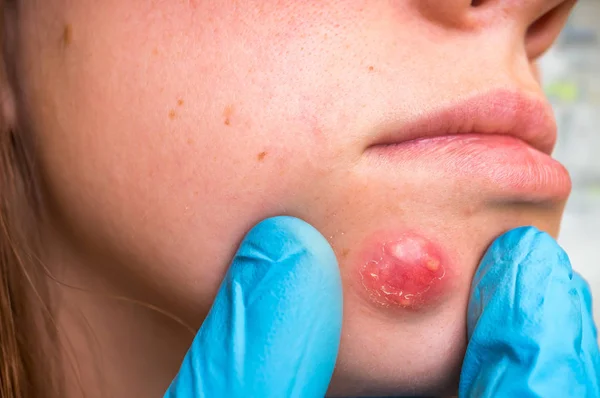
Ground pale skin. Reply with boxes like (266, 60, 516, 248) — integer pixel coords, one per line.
(4, 0, 576, 396)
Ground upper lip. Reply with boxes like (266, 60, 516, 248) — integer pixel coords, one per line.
(369, 89, 557, 155)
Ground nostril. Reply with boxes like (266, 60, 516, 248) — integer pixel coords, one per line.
(525, 0, 577, 59)
(528, 6, 560, 38)
(471, 0, 485, 7)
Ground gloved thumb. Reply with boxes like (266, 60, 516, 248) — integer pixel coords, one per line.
(165, 216, 343, 398)
(460, 227, 600, 397)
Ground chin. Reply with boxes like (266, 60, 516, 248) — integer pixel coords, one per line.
(296, 194, 567, 397)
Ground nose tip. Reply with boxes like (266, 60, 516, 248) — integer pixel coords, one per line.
(524, 0, 578, 59)
(414, 0, 576, 60)
(415, 0, 575, 32)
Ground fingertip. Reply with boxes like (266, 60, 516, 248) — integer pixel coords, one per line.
(491, 226, 562, 257)
(248, 216, 335, 259)
(236, 216, 340, 292)
(474, 226, 571, 286)
(469, 226, 573, 335)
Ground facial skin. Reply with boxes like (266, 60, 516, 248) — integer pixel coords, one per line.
(5, 0, 576, 396)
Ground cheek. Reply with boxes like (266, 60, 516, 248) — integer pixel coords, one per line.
(21, 0, 397, 326)
(18, 2, 349, 322)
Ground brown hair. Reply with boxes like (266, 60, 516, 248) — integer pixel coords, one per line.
(0, 1, 60, 396)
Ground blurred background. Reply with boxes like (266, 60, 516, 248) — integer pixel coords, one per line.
(539, 0, 600, 323)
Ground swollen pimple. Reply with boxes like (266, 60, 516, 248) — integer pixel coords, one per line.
(424, 256, 440, 272)
(356, 231, 451, 311)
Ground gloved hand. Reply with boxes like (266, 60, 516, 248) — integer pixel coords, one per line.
(165, 219, 600, 398)
(460, 226, 600, 398)
(164, 216, 343, 398)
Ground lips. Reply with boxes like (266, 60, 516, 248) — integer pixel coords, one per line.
(368, 89, 558, 155)
(366, 89, 571, 201)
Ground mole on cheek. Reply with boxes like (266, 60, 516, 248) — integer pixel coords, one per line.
(257, 151, 267, 162)
(168, 99, 185, 120)
(61, 24, 73, 47)
(223, 105, 234, 126)
(340, 248, 350, 260)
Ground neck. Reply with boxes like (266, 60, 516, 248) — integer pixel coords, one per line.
(39, 221, 193, 398)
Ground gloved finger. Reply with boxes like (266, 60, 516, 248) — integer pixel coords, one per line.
(165, 216, 343, 398)
(459, 226, 600, 398)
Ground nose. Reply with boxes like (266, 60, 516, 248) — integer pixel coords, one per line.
(416, 0, 577, 59)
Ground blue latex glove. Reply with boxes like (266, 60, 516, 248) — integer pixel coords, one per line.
(165, 216, 343, 398)
(460, 227, 600, 398)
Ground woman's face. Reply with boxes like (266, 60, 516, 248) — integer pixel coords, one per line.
(12, 0, 575, 395)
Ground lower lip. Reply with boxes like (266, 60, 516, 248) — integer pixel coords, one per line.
(368, 134, 572, 201)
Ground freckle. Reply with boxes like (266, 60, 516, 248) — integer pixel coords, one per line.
(340, 248, 350, 259)
(223, 105, 234, 126)
(177, 99, 184, 106)
(168, 109, 176, 120)
(186, 137, 194, 145)
(152, 48, 159, 56)
(368, 66, 374, 72)
(257, 151, 267, 161)
(62, 24, 73, 46)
